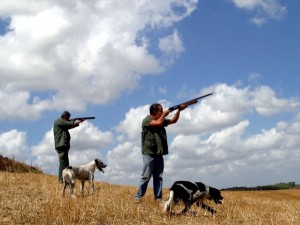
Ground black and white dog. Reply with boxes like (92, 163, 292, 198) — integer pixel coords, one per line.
(164, 181, 223, 214)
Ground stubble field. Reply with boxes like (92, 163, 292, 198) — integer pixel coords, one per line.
(1, 172, 300, 225)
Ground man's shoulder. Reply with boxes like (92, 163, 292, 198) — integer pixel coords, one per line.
(142, 115, 152, 124)
(54, 117, 63, 123)
(54, 117, 71, 126)
(143, 115, 151, 121)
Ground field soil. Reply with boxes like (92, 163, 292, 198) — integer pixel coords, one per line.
(1, 172, 300, 225)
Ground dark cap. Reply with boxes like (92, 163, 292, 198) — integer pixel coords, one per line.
(61, 111, 71, 118)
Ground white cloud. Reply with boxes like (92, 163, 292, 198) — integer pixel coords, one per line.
(97, 83, 300, 187)
(0, 90, 42, 121)
(0, 129, 29, 160)
(251, 16, 267, 26)
(0, 0, 49, 16)
(0, 84, 300, 187)
(0, 0, 197, 121)
(229, 0, 287, 25)
(2, 83, 300, 187)
(159, 29, 185, 66)
(115, 105, 149, 141)
(1, 1, 298, 190)
(159, 86, 168, 94)
(106, 142, 141, 185)
(248, 72, 262, 83)
(251, 86, 298, 116)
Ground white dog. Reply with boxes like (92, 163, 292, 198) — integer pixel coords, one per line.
(62, 158, 107, 197)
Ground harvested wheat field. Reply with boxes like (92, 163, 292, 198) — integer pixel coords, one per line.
(1, 172, 300, 225)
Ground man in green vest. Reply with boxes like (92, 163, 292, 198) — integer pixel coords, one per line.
(134, 103, 186, 202)
(53, 111, 85, 183)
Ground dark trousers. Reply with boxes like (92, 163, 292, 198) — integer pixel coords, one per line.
(56, 146, 70, 183)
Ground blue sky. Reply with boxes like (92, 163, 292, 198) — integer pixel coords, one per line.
(0, 0, 299, 189)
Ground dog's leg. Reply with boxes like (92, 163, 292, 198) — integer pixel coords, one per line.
(90, 174, 95, 194)
(89, 179, 95, 194)
(70, 181, 75, 197)
(80, 180, 85, 196)
(164, 190, 175, 213)
(180, 194, 194, 214)
(180, 201, 192, 214)
(196, 202, 216, 214)
(62, 180, 67, 197)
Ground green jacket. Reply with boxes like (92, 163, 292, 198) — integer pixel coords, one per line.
(53, 117, 79, 150)
(141, 115, 169, 156)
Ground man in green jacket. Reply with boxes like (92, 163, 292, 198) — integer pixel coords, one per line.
(53, 111, 85, 183)
(134, 103, 186, 202)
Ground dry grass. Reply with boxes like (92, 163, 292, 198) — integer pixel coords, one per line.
(0, 155, 42, 173)
(1, 172, 300, 225)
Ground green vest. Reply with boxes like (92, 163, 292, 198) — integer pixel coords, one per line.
(141, 115, 169, 155)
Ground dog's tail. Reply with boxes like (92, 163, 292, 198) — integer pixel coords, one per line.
(164, 190, 174, 213)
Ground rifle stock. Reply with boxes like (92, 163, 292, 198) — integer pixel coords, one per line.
(168, 93, 213, 111)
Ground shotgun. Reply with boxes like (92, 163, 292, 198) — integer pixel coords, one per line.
(169, 93, 213, 111)
(71, 116, 95, 121)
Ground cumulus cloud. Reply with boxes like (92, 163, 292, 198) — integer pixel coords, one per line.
(159, 29, 185, 66)
(106, 142, 141, 185)
(0, 0, 197, 121)
(251, 86, 299, 116)
(0, 0, 298, 189)
(115, 105, 149, 141)
(229, 0, 287, 25)
(0, 129, 28, 158)
(2, 83, 299, 188)
(105, 83, 300, 187)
